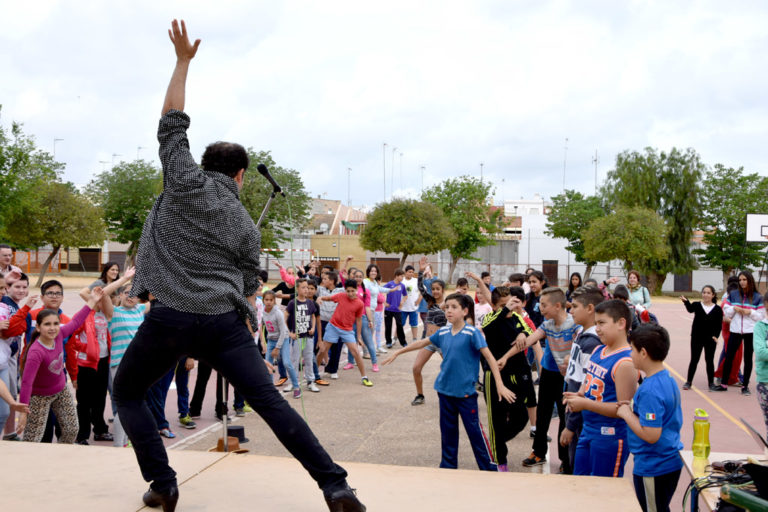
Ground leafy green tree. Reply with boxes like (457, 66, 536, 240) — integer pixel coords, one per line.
(0, 106, 62, 239)
(694, 164, 768, 287)
(583, 206, 669, 274)
(86, 160, 162, 264)
(239, 150, 312, 249)
(601, 147, 705, 293)
(545, 190, 605, 278)
(421, 176, 503, 281)
(360, 199, 455, 266)
(5, 181, 106, 287)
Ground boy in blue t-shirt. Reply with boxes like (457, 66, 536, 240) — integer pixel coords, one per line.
(617, 324, 683, 512)
(384, 293, 515, 471)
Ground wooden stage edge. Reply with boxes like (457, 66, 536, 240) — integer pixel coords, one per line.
(2, 442, 638, 511)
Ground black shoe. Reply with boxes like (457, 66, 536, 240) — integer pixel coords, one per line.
(324, 484, 366, 512)
(682, 382, 691, 390)
(710, 384, 727, 392)
(742, 387, 752, 396)
(385, 344, 393, 349)
(76, 439, 89, 445)
(143, 486, 179, 512)
(411, 394, 425, 406)
(94, 432, 114, 442)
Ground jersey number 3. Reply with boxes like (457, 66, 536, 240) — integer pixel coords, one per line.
(583, 373, 605, 402)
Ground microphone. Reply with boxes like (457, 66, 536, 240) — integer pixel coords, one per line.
(257, 164, 285, 197)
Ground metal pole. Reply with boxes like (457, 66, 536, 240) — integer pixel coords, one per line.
(420, 166, 425, 193)
(391, 146, 397, 198)
(112, 153, 121, 167)
(137, 146, 145, 160)
(382, 143, 387, 202)
(399, 152, 403, 191)
(480, 162, 484, 182)
(592, 149, 600, 194)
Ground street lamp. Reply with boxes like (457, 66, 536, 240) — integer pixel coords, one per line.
(53, 138, 64, 159)
(420, 165, 425, 193)
(391, 146, 398, 199)
(112, 153, 122, 167)
(99, 160, 110, 172)
(480, 162, 484, 182)
(399, 152, 403, 191)
(137, 146, 146, 160)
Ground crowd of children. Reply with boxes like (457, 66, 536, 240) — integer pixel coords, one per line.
(7, 249, 768, 512)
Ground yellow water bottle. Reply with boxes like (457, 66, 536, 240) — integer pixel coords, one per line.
(692, 408, 710, 459)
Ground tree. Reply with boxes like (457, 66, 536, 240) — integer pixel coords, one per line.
(0, 106, 62, 239)
(694, 164, 768, 287)
(360, 199, 455, 266)
(4, 181, 107, 287)
(583, 206, 669, 274)
(421, 176, 503, 282)
(239, 150, 312, 249)
(85, 160, 162, 265)
(545, 190, 605, 278)
(601, 147, 705, 293)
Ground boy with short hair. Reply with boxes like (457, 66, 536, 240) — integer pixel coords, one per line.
(564, 299, 637, 477)
(400, 265, 421, 341)
(520, 287, 580, 469)
(617, 324, 683, 512)
(316, 281, 373, 387)
(559, 286, 604, 474)
(284, 278, 318, 396)
(455, 278, 469, 295)
(384, 293, 515, 471)
(1, 272, 30, 440)
(384, 269, 408, 349)
(306, 281, 329, 386)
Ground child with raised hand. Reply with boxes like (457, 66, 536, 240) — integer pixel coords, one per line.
(564, 299, 637, 477)
(617, 324, 683, 512)
(383, 293, 515, 471)
(519, 287, 580, 470)
(559, 286, 604, 474)
(17, 287, 104, 442)
(680, 286, 723, 391)
(283, 278, 318, 397)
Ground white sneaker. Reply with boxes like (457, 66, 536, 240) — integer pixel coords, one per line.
(282, 384, 294, 392)
(308, 382, 320, 392)
(330, 373, 339, 380)
(377, 347, 388, 354)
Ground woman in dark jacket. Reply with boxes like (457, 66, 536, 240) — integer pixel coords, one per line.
(681, 285, 723, 391)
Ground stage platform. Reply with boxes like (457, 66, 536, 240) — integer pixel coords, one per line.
(3, 442, 637, 511)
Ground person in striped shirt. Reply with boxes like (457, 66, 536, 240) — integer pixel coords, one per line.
(109, 283, 148, 446)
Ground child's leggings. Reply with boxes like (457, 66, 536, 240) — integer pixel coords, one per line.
(438, 392, 496, 471)
(23, 388, 78, 443)
(292, 336, 315, 382)
(374, 311, 384, 349)
(632, 469, 682, 512)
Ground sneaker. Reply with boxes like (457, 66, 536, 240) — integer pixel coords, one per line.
(497, 464, 508, 472)
(330, 373, 339, 380)
(361, 377, 373, 387)
(3, 433, 21, 441)
(293, 389, 302, 399)
(709, 384, 722, 392)
(363, 352, 371, 360)
(158, 428, 176, 439)
(179, 415, 197, 429)
(316, 379, 330, 386)
(343, 363, 355, 370)
(372, 363, 380, 373)
(385, 344, 393, 349)
(529, 428, 536, 438)
(282, 383, 294, 393)
(276, 377, 288, 386)
(235, 408, 246, 417)
(242, 403, 254, 413)
(714, 377, 721, 387)
(411, 394, 425, 406)
(522, 452, 546, 467)
(711, 384, 727, 392)
(682, 382, 691, 390)
(308, 382, 320, 392)
(742, 387, 752, 396)
(377, 347, 388, 354)
(558, 463, 566, 474)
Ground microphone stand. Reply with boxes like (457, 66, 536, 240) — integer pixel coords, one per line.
(221, 181, 282, 452)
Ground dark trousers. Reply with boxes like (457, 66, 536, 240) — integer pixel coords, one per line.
(322, 320, 343, 374)
(532, 368, 568, 465)
(189, 360, 244, 418)
(146, 368, 174, 430)
(175, 356, 191, 417)
(41, 410, 62, 443)
(114, 303, 347, 492)
(438, 392, 495, 471)
(687, 336, 717, 386)
(483, 370, 529, 465)
(721, 332, 754, 388)
(384, 310, 406, 347)
(633, 469, 682, 512)
(76, 356, 110, 442)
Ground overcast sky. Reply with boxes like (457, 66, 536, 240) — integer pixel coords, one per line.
(2, 1, 767, 211)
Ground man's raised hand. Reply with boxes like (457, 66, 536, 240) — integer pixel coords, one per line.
(168, 19, 200, 62)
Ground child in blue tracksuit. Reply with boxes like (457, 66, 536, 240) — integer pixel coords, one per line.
(618, 324, 683, 512)
(384, 293, 515, 471)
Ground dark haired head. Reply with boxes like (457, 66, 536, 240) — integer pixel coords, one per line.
(629, 324, 670, 361)
(508, 286, 526, 303)
(508, 273, 526, 285)
(738, 270, 757, 298)
(99, 261, 120, 283)
(571, 286, 604, 308)
(258, 270, 269, 284)
(394, 268, 405, 277)
(365, 264, 381, 280)
(445, 292, 475, 323)
(481, 271, 491, 279)
(612, 284, 630, 301)
(41, 280, 64, 294)
(568, 272, 582, 293)
(726, 275, 739, 294)
(456, 277, 468, 287)
(344, 280, 358, 290)
(528, 270, 547, 286)
(541, 287, 566, 307)
(702, 285, 718, 304)
(404, 265, 414, 272)
(262, 290, 276, 300)
(0, 244, 11, 250)
(584, 278, 599, 287)
(22, 308, 60, 374)
(201, 142, 249, 178)
(490, 286, 511, 306)
(15, 272, 29, 284)
(431, 279, 446, 292)
(295, 278, 308, 288)
(325, 270, 339, 285)
(594, 299, 631, 333)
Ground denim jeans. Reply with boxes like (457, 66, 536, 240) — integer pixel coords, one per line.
(114, 302, 347, 493)
(348, 319, 377, 365)
(175, 356, 191, 417)
(146, 368, 174, 431)
(280, 339, 300, 388)
(266, 339, 288, 379)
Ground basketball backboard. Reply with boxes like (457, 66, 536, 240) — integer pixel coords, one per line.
(746, 214, 768, 243)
